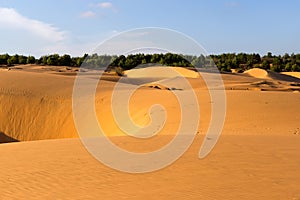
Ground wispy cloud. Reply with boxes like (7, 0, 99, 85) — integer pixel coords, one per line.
(0, 7, 66, 42)
(93, 2, 117, 13)
(97, 2, 113, 9)
(82, 2, 117, 19)
(80, 11, 96, 18)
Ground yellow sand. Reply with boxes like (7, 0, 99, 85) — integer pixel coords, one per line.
(124, 66, 199, 78)
(1, 135, 300, 199)
(1, 66, 299, 140)
(282, 71, 300, 79)
(243, 68, 269, 78)
(244, 68, 300, 82)
(0, 65, 300, 199)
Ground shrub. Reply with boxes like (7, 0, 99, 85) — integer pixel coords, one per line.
(115, 67, 124, 76)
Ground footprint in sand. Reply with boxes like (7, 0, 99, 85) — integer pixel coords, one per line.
(294, 128, 300, 135)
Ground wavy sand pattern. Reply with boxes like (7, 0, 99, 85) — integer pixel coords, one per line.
(0, 65, 300, 199)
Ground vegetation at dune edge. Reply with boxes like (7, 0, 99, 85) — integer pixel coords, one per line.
(1, 52, 300, 73)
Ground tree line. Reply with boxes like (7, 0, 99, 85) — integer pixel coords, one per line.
(1, 52, 300, 72)
(0, 53, 87, 67)
(211, 52, 300, 72)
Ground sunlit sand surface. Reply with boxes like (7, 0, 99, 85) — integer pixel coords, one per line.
(0, 65, 300, 199)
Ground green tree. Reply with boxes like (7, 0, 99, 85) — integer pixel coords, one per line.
(7, 55, 19, 66)
(26, 56, 36, 64)
(46, 54, 59, 65)
(0, 54, 9, 65)
(18, 55, 27, 64)
(261, 60, 269, 70)
(58, 54, 71, 66)
(291, 64, 300, 72)
(270, 57, 283, 72)
(191, 55, 205, 68)
(267, 52, 273, 58)
(285, 63, 291, 71)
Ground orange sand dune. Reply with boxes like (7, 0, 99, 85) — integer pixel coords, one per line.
(244, 68, 300, 82)
(0, 70, 77, 140)
(0, 65, 300, 199)
(244, 68, 269, 78)
(282, 71, 300, 79)
(0, 66, 300, 141)
(0, 136, 300, 199)
(124, 66, 200, 78)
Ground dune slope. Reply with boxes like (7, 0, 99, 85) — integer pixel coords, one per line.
(0, 66, 300, 142)
(0, 65, 300, 199)
(0, 135, 300, 199)
(0, 70, 77, 140)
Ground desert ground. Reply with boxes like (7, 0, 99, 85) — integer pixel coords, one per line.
(0, 64, 300, 199)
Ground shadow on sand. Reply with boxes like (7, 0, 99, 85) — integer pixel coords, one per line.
(0, 132, 18, 144)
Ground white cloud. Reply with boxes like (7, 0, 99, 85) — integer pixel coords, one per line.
(97, 2, 113, 9)
(0, 7, 66, 42)
(80, 11, 96, 18)
(81, 2, 116, 19)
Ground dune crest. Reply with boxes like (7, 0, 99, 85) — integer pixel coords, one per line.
(124, 66, 199, 78)
(243, 68, 269, 79)
(244, 68, 300, 82)
(0, 65, 300, 143)
(281, 72, 300, 79)
(143, 76, 193, 90)
(124, 66, 200, 90)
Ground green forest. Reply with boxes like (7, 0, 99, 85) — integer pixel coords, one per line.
(1, 52, 300, 72)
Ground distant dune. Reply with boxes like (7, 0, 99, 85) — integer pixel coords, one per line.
(244, 68, 269, 79)
(124, 66, 200, 78)
(281, 71, 300, 79)
(244, 68, 300, 82)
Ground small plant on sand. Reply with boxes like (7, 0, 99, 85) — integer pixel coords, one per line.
(115, 66, 124, 76)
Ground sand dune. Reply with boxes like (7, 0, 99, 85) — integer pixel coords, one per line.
(142, 76, 198, 90)
(123, 66, 201, 90)
(244, 68, 300, 82)
(268, 70, 300, 82)
(240, 68, 300, 91)
(0, 136, 300, 199)
(282, 71, 300, 79)
(0, 65, 300, 141)
(124, 66, 200, 78)
(0, 70, 77, 141)
(0, 65, 300, 198)
(244, 68, 269, 79)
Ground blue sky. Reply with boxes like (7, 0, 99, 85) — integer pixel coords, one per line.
(0, 0, 299, 57)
